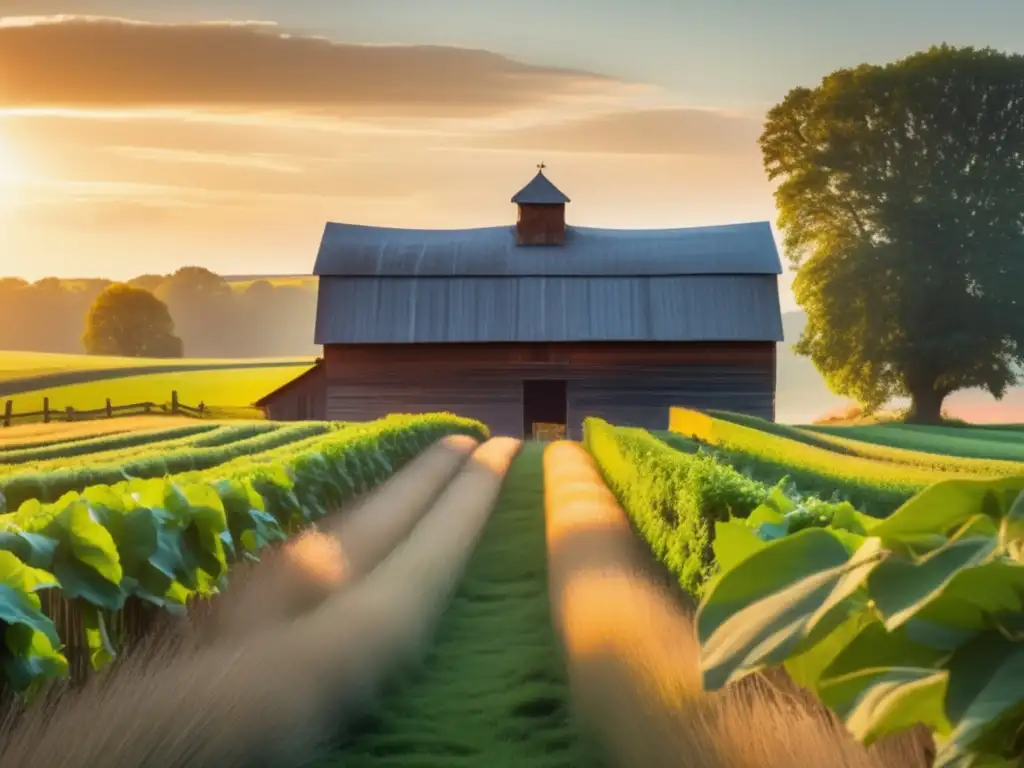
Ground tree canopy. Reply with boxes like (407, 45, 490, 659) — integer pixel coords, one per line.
(82, 283, 183, 358)
(762, 45, 1024, 423)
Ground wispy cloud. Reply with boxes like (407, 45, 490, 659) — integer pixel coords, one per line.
(108, 146, 302, 173)
(477, 107, 764, 157)
(0, 15, 643, 117)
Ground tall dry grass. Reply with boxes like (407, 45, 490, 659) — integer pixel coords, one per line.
(0, 437, 520, 768)
(208, 434, 479, 640)
(542, 440, 934, 768)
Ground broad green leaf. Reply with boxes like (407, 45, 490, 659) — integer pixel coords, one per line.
(783, 607, 874, 695)
(0, 582, 60, 648)
(52, 553, 126, 611)
(937, 635, 1024, 766)
(148, 509, 185, 579)
(818, 666, 951, 745)
(830, 502, 881, 535)
(868, 519, 1000, 630)
(2, 624, 67, 691)
(165, 581, 192, 607)
(822, 620, 950, 682)
(698, 529, 876, 640)
(168, 483, 228, 581)
(872, 477, 1024, 547)
(904, 602, 988, 652)
(65, 501, 123, 585)
(0, 531, 58, 568)
(712, 520, 768, 573)
(698, 532, 885, 690)
(113, 508, 161, 573)
(81, 603, 116, 670)
(0, 550, 58, 596)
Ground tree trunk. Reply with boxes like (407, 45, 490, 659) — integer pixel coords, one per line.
(905, 386, 947, 424)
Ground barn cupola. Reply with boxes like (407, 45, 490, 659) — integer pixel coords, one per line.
(512, 163, 570, 246)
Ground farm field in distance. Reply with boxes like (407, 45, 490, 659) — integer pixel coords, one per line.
(4, 365, 312, 416)
(0, 349, 315, 422)
(0, 407, 1020, 768)
(0, 349, 314, 384)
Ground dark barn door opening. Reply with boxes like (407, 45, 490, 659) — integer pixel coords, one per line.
(522, 379, 567, 440)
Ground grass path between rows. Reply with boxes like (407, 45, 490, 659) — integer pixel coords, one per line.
(318, 441, 601, 768)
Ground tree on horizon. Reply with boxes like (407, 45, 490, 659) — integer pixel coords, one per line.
(763, 44, 1024, 423)
(82, 283, 183, 358)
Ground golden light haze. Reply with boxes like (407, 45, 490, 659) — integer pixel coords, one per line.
(0, 14, 792, 306)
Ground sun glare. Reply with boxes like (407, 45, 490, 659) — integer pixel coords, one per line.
(0, 132, 23, 188)
(0, 125, 26, 191)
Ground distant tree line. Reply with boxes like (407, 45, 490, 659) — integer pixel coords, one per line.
(0, 268, 318, 358)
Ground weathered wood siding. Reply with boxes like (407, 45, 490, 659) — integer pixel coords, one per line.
(565, 366, 774, 440)
(323, 341, 775, 436)
(325, 376, 522, 436)
(261, 366, 326, 421)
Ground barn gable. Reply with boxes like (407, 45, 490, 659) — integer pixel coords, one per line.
(262, 170, 784, 437)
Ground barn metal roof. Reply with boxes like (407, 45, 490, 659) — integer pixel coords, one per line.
(313, 221, 782, 277)
(511, 170, 571, 204)
(314, 274, 783, 344)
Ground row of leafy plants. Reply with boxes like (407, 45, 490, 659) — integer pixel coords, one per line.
(696, 472, 1024, 767)
(0, 422, 220, 464)
(708, 410, 1024, 474)
(581, 417, 856, 597)
(0, 422, 282, 477)
(0, 413, 488, 693)
(668, 407, 979, 517)
(0, 422, 335, 512)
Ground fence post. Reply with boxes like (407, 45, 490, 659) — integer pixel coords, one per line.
(43, 397, 50, 424)
(2, 400, 10, 428)
(65, 406, 74, 422)
(171, 390, 179, 414)
(106, 398, 112, 418)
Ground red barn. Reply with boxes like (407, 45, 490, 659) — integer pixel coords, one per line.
(256, 169, 783, 438)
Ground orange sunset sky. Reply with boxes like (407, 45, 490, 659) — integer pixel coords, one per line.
(2, 2, 1022, 314)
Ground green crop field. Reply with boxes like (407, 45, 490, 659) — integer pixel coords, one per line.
(806, 421, 1024, 461)
(1, 406, 1019, 768)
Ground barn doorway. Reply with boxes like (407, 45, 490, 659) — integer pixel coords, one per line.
(522, 379, 567, 440)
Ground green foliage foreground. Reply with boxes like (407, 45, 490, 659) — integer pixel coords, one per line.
(697, 475, 1024, 767)
(0, 413, 487, 694)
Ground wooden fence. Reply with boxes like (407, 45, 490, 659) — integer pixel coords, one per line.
(0, 390, 243, 427)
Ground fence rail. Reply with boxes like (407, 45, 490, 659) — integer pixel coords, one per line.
(1, 390, 265, 427)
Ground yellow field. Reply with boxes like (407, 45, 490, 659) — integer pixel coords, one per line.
(4, 365, 312, 414)
(0, 350, 312, 384)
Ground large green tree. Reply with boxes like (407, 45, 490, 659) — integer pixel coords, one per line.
(82, 283, 183, 358)
(762, 45, 1024, 423)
